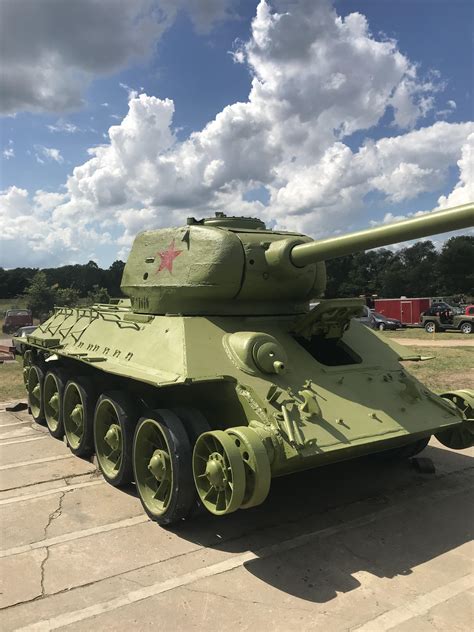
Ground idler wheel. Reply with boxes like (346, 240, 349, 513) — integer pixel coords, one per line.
(133, 410, 195, 525)
(27, 364, 46, 425)
(226, 426, 271, 509)
(94, 392, 137, 486)
(436, 390, 474, 449)
(43, 370, 67, 439)
(63, 378, 95, 457)
(193, 430, 245, 515)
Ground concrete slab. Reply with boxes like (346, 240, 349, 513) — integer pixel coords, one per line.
(0, 456, 96, 492)
(0, 435, 69, 468)
(0, 549, 45, 608)
(0, 405, 472, 632)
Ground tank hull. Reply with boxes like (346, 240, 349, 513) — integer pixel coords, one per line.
(19, 304, 469, 480)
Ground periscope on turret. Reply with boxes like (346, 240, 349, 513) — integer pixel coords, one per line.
(16, 202, 474, 524)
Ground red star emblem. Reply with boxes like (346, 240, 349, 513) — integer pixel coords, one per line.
(156, 239, 182, 274)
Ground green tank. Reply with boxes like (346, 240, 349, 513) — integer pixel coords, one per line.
(18, 202, 474, 524)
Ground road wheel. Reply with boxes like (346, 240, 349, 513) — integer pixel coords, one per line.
(94, 392, 137, 486)
(27, 364, 46, 425)
(63, 378, 95, 457)
(43, 370, 67, 439)
(378, 323, 385, 331)
(378, 436, 431, 460)
(173, 407, 210, 517)
(133, 410, 195, 525)
(424, 321, 437, 334)
(460, 322, 473, 335)
(22, 350, 34, 387)
(436, 390, 474, 449)
(173, 407, 210, 446)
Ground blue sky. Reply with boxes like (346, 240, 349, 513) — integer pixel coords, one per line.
(1, 0, 472, 268)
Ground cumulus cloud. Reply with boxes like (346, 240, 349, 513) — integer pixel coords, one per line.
(1, 0, 472, 267)
(0, 0, 233, 115)
(35, 146, 64, 165)
(0, 186, 110, 268)
(2, 140, 15, 160)
(437, 132, 474, 208)
(47, 120, 81, 134)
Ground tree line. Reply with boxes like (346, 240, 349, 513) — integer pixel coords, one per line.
(0, 236, 472, 317)
(0, 260, 125, 317)
(325, 236, 474, 300)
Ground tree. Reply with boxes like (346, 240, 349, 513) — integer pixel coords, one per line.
(86, 285, 110, 305)
(437, 236, 474, 295)
(25, 272, 56, 318)
(56, 287, 81, 307)
(105, 260, 125, 296)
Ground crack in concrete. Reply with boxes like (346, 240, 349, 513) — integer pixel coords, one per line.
(1, 470, 98, 493)
(184, 585, 321, 615)
(43, 491, 65, 538)
(1, 468, 472, 614)
(39, 547, 50, 598)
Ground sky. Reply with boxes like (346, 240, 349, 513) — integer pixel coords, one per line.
(0, 0, 473, 269)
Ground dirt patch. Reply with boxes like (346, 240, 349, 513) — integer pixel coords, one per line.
(433, 370, 474, 391)
(396, 338, 474, 347)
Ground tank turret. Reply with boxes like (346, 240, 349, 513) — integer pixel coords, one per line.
(121, 203, 474, 315)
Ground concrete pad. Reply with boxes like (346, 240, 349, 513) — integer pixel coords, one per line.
(0, 455, 96, 491)
(0, 434, 69, 468)
(0, 400, 472, 631)
(1, 481, 146, 551)
(0, 425, 40, 440)
(391, 590, 474, 631)
(43, 520, 201, 595)
(1, 494, 62, 550)
(0, 549, 45, 608)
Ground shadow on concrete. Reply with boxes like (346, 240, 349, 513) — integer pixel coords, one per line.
(168, 444, 474, 603)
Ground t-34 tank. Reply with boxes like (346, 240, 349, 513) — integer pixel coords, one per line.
(18, 203, 474, 524)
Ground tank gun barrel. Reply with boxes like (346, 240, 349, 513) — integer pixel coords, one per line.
(290, 202, 474, 266)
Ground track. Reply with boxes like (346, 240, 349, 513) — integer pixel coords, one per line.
(1, 400, 473, 631)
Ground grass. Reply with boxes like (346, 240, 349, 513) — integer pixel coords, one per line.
(1, 344, 472, 403)
(402, 346, 474, 392)
(0, 361, 26, 402)
(385, 328, 470, 341)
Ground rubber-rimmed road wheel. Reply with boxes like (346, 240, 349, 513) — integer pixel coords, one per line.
(424, 321, 437, 334)
(94, 392, 137, 487)
(63, 378, 95, 457)
(460, 322, 473, 334)
(43, 370, 67, 439)
(28, 364, 46, 425)
(173, 407, 210, 517)
(379, 436, 431, 460)
(378, 322, 386, 331)
(23, 350, 34, 387)
(173, 407, 210, 445)
(133, 410, 195, 525)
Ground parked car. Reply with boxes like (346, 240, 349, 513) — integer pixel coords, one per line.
(12, 325, 37, 354)
(353, 306, 402, 331)
(421, 311, 473, 334)
(2, 309, 33, 334)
